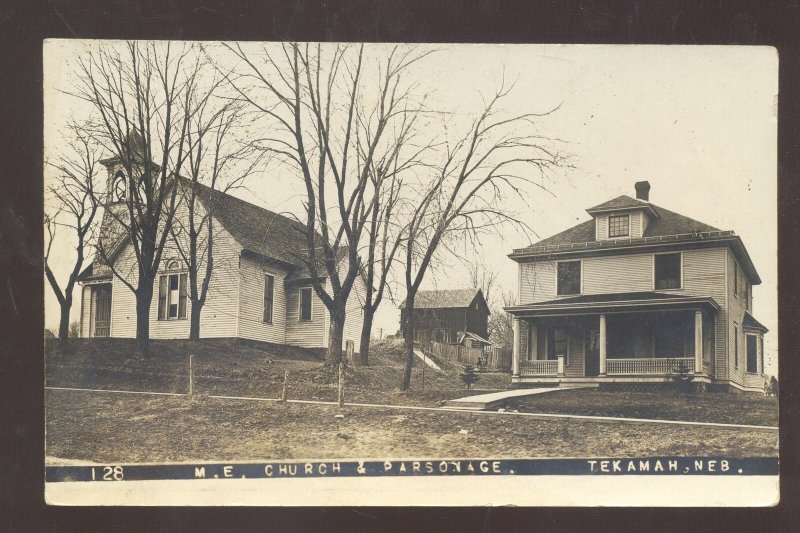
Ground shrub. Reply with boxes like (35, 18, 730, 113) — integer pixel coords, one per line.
(671, 359, 694, 392)
(460, 364, 479, 391)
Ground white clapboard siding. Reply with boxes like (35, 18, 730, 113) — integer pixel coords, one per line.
(80, 285, 92, 337)
(519, 261, 556, 304)
(595, 215, 608, 241)
(236, 256, 288, 344)
(583, 253, 652, 294)
(342, 274, 367, 352)
(725, 248, 753, 386)
(108, 198, 241, 339)
(679, 247, 728, 381)
(285, 285, 327, 348)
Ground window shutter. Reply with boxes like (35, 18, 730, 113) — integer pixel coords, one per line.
(158, 275, 167, 320)
(179, 273, 187, 319)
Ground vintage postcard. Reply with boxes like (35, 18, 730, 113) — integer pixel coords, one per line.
(43, 40, 778, 506)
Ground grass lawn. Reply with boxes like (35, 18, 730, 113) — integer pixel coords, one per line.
(45, 338, 511, 407)
(505, 388, 778, 427)
(45, 389, 779, 463)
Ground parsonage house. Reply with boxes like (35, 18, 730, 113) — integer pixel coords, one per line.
(77, 149, 366, 354)
(505, 181, 769, 392)
(399, 288, 491, 347)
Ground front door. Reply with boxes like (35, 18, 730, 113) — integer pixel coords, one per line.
(585, 326, 600, 376)
(93, 285, 112, 337)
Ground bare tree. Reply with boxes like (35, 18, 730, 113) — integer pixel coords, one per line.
(169, 93, 260, 339)
(44, 124, 102, 348)
(225, 42, 431, 365)
(400, 84, 565, 391)
(69, 42, 206, 357)
(465, 258, 499, 308)
(488, 290, 516, 347)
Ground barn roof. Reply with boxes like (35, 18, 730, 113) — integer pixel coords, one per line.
(399, 288, 483, 309)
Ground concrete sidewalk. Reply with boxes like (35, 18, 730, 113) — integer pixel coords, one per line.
(443, 385, 596, 410)
(413, 349, 441, 370)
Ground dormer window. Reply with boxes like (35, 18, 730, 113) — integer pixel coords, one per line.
(608, 214, 630, 238)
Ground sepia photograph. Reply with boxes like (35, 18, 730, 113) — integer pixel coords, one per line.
(42, 40, 778, 506)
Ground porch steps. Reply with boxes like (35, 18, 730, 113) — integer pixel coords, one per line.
(443, 384, 595, 411)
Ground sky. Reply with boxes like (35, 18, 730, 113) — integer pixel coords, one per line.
(44, 42, 778, 374)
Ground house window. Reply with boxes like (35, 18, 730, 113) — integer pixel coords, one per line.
(608, 214, 630, 238)
(734, 266, 739, 298)
(655, 253, 681, 290)
(734, 324, 739, 368)
(759, 337, 764, 374)
(548, 328, 568, 364)
(299, 287, 313, 321)
(557, 261, 581, 295)
(158, 272, 187, 320)
(746, 334, 758, 373)
(263, 274, 274, 323)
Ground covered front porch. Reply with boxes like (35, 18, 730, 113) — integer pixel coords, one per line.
(506, 293, 719, 384)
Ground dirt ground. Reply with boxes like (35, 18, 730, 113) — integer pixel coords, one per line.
(45, 389, 779, 463)
(506, 389, 779, 426)
(45, 338, 511, 407)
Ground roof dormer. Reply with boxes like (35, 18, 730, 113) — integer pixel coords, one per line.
(587, 181, 659, 241)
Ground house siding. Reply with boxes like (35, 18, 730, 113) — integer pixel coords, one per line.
(342, 274, 366, 352)
(285, 284, 327, 348)
(107, 199, 241, 339)
(726, 249, 764, 388)
(237, 256, 289, 344)
(80, 285, 92, 337)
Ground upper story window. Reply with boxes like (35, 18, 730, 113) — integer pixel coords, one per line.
(654, 253, 681, 290)
(557, 261, 581, 295)
(299, 287, 313, 321)
(608, 214, 630, 238)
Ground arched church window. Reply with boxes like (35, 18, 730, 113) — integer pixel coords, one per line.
(113, 171, 126, 202)
(165, 259, 180, 271)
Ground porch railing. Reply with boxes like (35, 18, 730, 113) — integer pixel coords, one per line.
(520, 359, 558, 376)
(606, 357, 694, 375)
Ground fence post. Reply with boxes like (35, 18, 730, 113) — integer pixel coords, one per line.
(281, 370, 288, 402)
(557, 355, 565, 377)
(188, 354, 194, 397)
(338, 362, 344, 408)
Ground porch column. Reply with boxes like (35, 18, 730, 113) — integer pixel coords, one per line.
(694, 310, 703, 374)
(512, 317, 521, 378)
(599, 314, 607, 375)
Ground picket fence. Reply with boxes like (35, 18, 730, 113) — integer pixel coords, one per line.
(425, 341, 511, 372)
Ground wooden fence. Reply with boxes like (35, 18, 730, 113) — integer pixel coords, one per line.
(425, 341, 511, 372)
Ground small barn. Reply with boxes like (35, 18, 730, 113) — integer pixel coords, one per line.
(399, 288, 490, 345)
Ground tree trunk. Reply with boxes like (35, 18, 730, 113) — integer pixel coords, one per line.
(58, 301, 70, 341)
(358, 308, 375, 366)
(58, 299, 71, 353)
(326, 303, 346, 365)
(401, 300, 415, 391)
(189, 300, 201, 340)
(135, 280, 153, 358)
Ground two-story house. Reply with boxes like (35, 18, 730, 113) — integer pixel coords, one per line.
(505, 181, 768, 392)
(77, 140, 366, 354)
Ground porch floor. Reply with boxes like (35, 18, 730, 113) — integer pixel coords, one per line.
(443, 384, 597, 411)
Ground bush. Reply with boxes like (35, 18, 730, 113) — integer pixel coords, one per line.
(671, 359, 694, 392)
(460, 364, 479, 391)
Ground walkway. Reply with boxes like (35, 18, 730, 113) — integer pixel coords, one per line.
(413, 349, 441, 370)
(443, 384, 596, 410)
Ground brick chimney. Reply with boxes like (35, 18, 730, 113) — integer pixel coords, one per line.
(635, 181, 651, 202)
